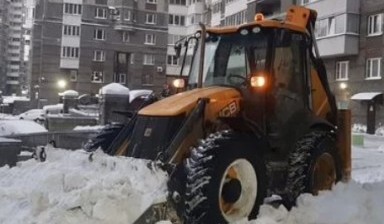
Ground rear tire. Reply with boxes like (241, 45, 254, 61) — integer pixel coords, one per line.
(285, 130, 341, 206)
(184, 131, 267, 224)
(83, 123, 124, 154)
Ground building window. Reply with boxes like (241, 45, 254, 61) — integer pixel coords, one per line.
(170, 0, 186, 5)
(335, 61, 349, 81)
(94, 29, 105, 40)
(142, 74, 154, 86)
(61, 47, 79, 58)
(63, 3, 82, 15)
(95, 8, 107, 19)
(114, 73, 127, 84)
(145, 34, 156, 45)
(143, 54, 155, 65)
(122, 32, 130, 42)
(124, 10, 131, 21)
(167, 55, 178, 66)
(168, 34, 185, 45)
(169, 14, 185, 26)
(366, 58, 382, 79)
(91, 71, 104, 83)
(146, 14, 157, 24)
(70, 70, 78, 82)
(130, 53, 134, 64)
(63, 25, 80, 36)
(93, 50, 105, 61)
(146, 0, 157, 4)
(368, 14, 383, 36)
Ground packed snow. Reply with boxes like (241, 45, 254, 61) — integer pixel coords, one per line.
(0, 131, 384, 223)
(0, 120, 47, 136)
(99, 83, 130, 95)
(0, 148, 168, 224)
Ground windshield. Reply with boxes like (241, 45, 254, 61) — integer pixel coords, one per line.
(188, 29, 270, 88)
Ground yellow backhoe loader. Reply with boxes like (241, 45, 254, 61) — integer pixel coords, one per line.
(93, 6, 352, 223)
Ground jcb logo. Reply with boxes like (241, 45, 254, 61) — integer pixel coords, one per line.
(219, 101, 238, 117)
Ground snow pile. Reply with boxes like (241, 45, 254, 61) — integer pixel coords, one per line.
(59, 90, 79, 97)
(2, 96, 29, 104)
(129, 90, 153, 102)
(246, 181, 384, 224)
(352, 124, 367, 133)
(100, 83, 130, 95)
(0, 148, 168, 224)
(0, 120, 47, 136)
(73, 125, 104, 131)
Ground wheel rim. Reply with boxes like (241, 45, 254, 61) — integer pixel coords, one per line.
(311, 153, 336, 194)
(218, 159, 257, 222)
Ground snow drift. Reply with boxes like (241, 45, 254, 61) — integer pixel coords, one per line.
(0, 148, 168, 224)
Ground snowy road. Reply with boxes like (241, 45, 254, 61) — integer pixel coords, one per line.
(248, 134, 384, 224)
(352, 134, 384, 183)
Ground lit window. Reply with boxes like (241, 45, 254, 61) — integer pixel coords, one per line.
(146, 0, 157, 4)
(335, 61, 349, 81)
(366, 58, 381, 79)
(368, 14, 383, 36)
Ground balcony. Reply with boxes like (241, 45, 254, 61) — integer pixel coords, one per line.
(317, 34, 359, 58)
(7, 72, 19, 77)
(305, 0, 360, 57)
(6, 80, 19, 85)
(114, 22, 134, 31)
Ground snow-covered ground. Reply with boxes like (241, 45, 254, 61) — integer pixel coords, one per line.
(0, 149, 168, 224)
(0, 134, 384, 224)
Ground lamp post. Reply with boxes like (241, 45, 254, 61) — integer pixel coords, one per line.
(338, 82, 349, 109)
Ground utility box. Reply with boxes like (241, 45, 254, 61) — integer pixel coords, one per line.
(99, 83, 130, 125)
(60, 90, 79, 114)
(0, 137, 21, 167)
(352, 134, 364, 146)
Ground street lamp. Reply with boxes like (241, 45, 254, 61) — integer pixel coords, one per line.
(57, 79, 67, 89)
(339, 82, 347, 90)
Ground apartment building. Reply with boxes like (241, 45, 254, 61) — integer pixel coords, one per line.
(303, 0, 384, 132)
(21, 0, 36, 95)
(3, 0, 25, 95)
(31, 0, 168, 105)
(0, 0, 10, 94)
(166, 0, 207, 82)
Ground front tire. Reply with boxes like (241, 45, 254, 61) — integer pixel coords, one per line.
(285, 130, 341, 206)
(184, 131, 267, 224)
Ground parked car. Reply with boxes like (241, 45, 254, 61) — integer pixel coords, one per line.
(0, 120, 47, 136)
(17, 109, 45, 124)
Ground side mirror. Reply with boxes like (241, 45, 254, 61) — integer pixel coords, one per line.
(174, 43, 182, 58)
